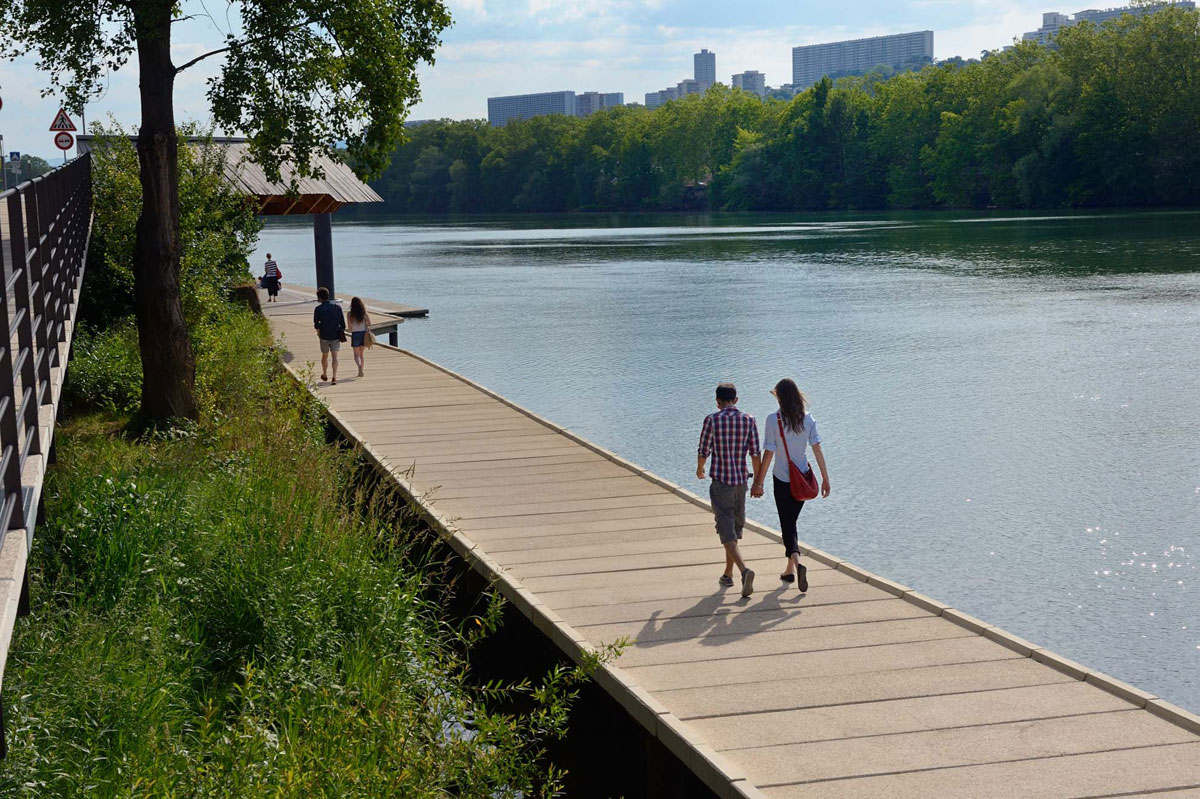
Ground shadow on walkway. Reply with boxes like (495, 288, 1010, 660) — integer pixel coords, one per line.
(634, 584, 808, 649)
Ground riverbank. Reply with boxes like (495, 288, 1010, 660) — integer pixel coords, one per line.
(0, 308, 586, 797)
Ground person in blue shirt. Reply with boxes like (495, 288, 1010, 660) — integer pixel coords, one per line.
(312, 287, 346, 384)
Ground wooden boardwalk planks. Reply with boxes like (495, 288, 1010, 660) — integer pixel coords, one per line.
(266, 299, 1200, 799)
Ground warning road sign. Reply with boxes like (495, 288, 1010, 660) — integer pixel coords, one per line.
(49, 108, 77, 132)
(54, 132, 74, 151)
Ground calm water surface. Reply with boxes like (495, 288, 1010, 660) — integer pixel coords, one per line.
(257, 211, 1200, 712)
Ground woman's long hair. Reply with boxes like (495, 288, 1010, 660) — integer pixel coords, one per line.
(775, 378, 807, 434)
(349, 296, 366, 323)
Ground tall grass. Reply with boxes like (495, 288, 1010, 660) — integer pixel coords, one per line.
(0, 308, 589, 797)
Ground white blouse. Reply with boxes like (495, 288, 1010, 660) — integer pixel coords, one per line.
(762, 411, 821, 482)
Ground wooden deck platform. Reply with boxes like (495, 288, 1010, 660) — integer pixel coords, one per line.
(265, 305, 1200, 798)
(267, 282, 428, 319)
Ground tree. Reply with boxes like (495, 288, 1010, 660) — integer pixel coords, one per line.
(5, 154, 52, 185)
(2, 0, 450, 422)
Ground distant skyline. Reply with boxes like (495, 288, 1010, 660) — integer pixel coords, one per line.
(0, 0, 1115, 157)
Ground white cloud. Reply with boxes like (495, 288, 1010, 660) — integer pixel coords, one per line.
(451, 0, 489, 20)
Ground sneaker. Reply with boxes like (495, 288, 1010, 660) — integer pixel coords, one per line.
(718, 574, 734, 588)
(797, 563, 809, 592)
(741, 568, 755, 598)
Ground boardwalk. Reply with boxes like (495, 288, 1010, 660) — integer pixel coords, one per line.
(270, 282, 428, 318)
(264, 294, 1200, 798)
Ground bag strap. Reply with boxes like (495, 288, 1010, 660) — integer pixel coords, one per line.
(776, 415, 794, 467)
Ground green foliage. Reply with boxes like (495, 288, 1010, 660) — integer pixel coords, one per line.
(3, 311, 598, 797)
(82, 123, 262, 329)
(4, 154, 52, 185)
(61, 321, 142, 414)
(1, 0, 450, 185)
(75, 123, 266, 420)
(362, 6, 1200, 212)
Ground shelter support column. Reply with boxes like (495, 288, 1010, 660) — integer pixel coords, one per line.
(314, 212, 335, 299)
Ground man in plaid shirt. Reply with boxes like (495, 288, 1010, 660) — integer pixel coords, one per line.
(697, 382, 763, 597)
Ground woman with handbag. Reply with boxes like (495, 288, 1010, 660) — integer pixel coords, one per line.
(347, 297, 374, 378)
(262, 254, 282, 302)
(751, 378, 830, 591)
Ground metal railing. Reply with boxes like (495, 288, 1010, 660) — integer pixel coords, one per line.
(0, 154, 92, 757)
(0, 154, 90, 531)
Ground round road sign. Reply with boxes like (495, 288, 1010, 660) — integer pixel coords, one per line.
(54, 131, 74, 151)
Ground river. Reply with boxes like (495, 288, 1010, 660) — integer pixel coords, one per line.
(255, 210, 1200, 713)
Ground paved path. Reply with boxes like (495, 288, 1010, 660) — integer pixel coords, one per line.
(265, 295, 1200, 798)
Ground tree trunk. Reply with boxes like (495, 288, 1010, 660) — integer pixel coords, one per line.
(133, 0, 198, 422)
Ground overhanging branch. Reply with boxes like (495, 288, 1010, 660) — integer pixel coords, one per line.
(175, 46, 232, 73)
(176, 15, 326, 74)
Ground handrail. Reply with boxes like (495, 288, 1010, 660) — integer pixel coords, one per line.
(0, 154, 92, 759)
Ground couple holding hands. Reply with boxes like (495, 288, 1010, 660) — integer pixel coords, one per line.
(696, 379, 831, 599)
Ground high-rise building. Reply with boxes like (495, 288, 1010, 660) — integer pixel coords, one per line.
(694, 48, 716, 91)
(1021, 1, 1194, 44)
(792, 30, 933, 87)
(731, 70, 767, 97)
(576, 92, 603, 116)
(646, 48, 716, 109)
(575, 91, 627, 117)
(487, 91, 576, 126)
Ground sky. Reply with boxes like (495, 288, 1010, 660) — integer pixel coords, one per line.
(0, 0, 1062, 161)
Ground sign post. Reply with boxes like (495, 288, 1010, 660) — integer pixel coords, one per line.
(50, 108, 78, 164)
(49, 108, 76, 133)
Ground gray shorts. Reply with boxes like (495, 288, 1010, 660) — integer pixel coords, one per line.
(709, 479, 747, 544)
(319, 338, 341, 353)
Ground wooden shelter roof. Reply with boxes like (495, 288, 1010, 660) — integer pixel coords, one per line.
(218, 140, 382, 215)
(76, 136, 382, 215)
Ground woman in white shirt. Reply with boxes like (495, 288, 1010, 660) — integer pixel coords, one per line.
(751, 378, 831, 591)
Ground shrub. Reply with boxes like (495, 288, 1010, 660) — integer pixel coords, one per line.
(82, 122, 262, 329)
(61, 321, 142, 414)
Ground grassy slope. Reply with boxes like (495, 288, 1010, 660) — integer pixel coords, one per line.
(0, 310, 573, 798)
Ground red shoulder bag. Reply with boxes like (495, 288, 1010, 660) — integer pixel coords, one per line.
(777, 415, 819, 501)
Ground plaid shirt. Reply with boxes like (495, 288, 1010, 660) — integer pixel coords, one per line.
(698, 406, 760, 486)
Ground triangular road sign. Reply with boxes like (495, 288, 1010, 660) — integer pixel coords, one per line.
(49, 108, 77, 132)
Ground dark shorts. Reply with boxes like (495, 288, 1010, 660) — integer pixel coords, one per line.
(709, 480, 747, 544)
(263, 276, 280, 296)
(351, 331, 366, 348)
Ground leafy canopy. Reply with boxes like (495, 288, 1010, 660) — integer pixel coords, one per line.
(363, 4, 1200, 213)
(1, 0, 451, 181)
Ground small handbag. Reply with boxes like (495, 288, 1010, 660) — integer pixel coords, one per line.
(777, 415, 819, 501)
(364, 330, 376, 349)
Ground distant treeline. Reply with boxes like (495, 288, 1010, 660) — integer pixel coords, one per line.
(366, 7, 1200, 213)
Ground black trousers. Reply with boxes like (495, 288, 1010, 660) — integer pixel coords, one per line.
(773, 475, 806, 558)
